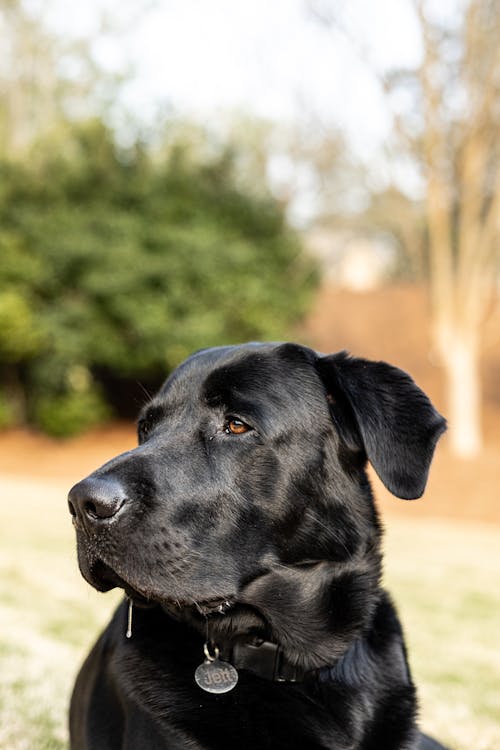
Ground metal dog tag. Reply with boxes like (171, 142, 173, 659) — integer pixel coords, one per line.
(195, 643, 238, 694)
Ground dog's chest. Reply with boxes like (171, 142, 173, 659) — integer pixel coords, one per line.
(114, 634, 355, 750)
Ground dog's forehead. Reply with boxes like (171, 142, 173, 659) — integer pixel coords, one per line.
(159, 343, 277, 395)
(148, 342, 322, 417)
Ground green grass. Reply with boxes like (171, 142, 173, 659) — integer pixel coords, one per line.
(384, 518, 500, 750)
(1, 475, 499, 749)
(0, 477, 121, 750)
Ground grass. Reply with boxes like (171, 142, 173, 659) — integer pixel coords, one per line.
(384, 518, 500, 750)
(1, 475, 499, 749)
(0, 477, 121, 750)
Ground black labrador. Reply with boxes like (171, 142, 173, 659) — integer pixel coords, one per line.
(68, 342, 449, 750)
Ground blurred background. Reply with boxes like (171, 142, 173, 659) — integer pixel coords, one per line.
(0, 0, 499, 748)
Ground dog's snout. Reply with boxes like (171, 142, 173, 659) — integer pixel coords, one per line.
(68, 476, 127, 529)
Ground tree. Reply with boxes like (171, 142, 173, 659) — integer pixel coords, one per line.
(0, 0, 140, 158)
(0, 120, 318, 435)
(310, 0, 500, 457)
(0, 4, 319, 436)
(411, 0, 500, 457)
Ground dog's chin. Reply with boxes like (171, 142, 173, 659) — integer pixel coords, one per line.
(80, 557, 240, 616)
(79, 559, 152, 606)
(78, 557, 272, 645)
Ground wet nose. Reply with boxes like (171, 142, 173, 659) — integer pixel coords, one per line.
(68, 476, 127, 530)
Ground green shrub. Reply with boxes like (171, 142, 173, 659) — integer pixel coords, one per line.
(0, 119, 319, 434)
(32, 387, 111, 438)
(0, 391, 16, 429)
(0, 290, 44, 362)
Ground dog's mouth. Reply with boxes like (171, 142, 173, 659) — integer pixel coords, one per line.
(87, 559, 236, 615)
(87, 560, 151, 605)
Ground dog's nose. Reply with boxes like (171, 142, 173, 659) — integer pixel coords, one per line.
(68, 476, 127, 530)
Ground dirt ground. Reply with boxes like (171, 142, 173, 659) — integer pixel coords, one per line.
(1, 283, 499, 524)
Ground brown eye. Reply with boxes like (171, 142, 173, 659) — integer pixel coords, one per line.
(224, 418, 250, 435)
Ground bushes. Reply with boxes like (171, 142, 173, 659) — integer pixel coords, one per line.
(32, 388, 110, 438)
(0, 120, 318, 436)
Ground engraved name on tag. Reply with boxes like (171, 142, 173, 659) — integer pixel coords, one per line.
(195, 658, 239, 694)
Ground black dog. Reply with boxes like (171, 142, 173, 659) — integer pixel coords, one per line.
(68, 343, 449, 750)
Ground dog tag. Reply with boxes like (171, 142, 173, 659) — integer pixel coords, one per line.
(195, 643, 238, 694)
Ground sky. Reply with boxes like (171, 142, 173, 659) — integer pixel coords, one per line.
(45, 0, 423, 156)
(40, 0, 459, 220)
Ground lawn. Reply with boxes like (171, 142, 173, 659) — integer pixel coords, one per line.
(0, 475, 499, 749)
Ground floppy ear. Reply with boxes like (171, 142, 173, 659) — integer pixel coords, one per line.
(316, 351, 446, 500)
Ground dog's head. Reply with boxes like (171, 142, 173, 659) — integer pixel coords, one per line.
(68, 343, 445, 667)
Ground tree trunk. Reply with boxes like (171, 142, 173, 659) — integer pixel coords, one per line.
(438, 324, 482, 458)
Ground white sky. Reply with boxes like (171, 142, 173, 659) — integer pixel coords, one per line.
(40, 0, 459, 219)
(45, 0, 423, 156)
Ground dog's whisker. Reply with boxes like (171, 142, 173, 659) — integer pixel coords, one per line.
(136, 381, 153, 402)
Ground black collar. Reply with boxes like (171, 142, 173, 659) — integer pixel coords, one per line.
(221, 639, 311, 683)
(131, 600, 333, 684)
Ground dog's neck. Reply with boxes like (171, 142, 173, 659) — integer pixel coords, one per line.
(131, 586, 408, 693)
(153, 553, 382, 675)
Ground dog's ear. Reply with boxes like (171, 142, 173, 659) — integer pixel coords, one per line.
(316, 351, 446, 500)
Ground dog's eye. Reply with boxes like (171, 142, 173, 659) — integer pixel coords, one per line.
(224, 418, 251, 435)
